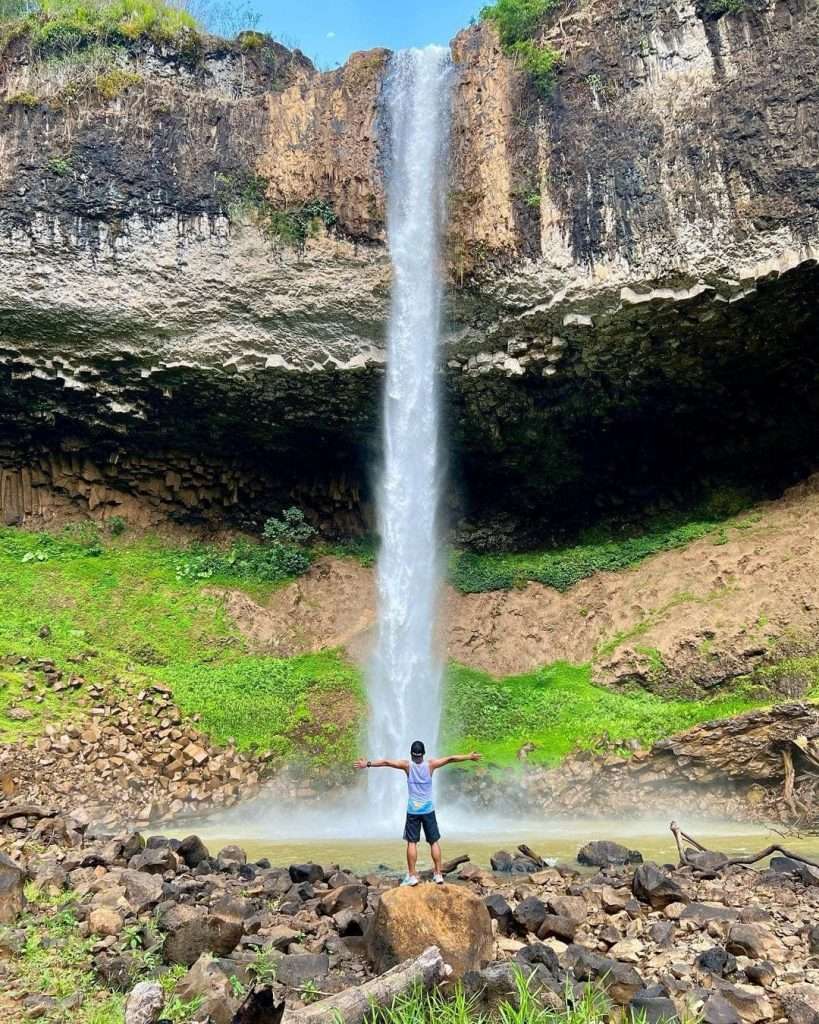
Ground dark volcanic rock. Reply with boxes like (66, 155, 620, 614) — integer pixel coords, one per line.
(697, 947, 737, 977)
(178, 835, 210, 869)
(629, 993, 679, 1024)
(129, 846, 178, 875)
(288, 863, 324, 884)
(490, 851, 514, 872)
(577, 841, 643, 868)
(513, 896, 548, 935)
(632, 864, 686, 910)
(276, 953, 330, 987)
(564, 944, 644, 1004)
(484, 893, 513, 934)
(537, 914, 578, 942)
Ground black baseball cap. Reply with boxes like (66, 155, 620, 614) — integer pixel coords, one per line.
(410, 740, 425, 760)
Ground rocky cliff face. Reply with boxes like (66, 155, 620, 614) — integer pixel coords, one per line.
(0, 0, 816, 538)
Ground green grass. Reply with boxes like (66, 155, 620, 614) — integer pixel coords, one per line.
(163, 650, 365, 759)
(449, 494, 754, 593)
(367, 971, 612, 1024)
(1, 0, 200, 53)
(0, 525, 359, 764)
(442, 661, 768, 766)
(1, 887, 129, 1024)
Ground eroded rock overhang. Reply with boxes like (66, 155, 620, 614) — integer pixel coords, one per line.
(0, 0, 816, 536)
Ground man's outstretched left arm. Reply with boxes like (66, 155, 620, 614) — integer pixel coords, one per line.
(429, 752, 481, 770)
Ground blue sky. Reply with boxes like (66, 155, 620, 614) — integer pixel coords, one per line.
(254, 0, 480, 69)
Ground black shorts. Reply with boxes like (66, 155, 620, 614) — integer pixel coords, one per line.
(403, 811, 440, 844)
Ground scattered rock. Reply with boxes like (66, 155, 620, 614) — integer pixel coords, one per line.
(289, 862, 323, 884)
(513, 896, 548, 936)
(89, 907, 124, 938)
(484, 893, 513, 934)
(0, 853, 26, 924)
(124, 981, 164, 1024)
(178, 835, 210, 869)
(129, 847, 178, 875)
(564, 944, 644, 1004)
(158, 904, 212, 967)
(537, 914, 578, 943)
(632, 863, 687, 910)
(697, 947, 737, 977)
(682, 903, 740, 925)
(702, 993, 742, 1024)
(629, 992, 679, 1024)
(779, 984, 819, 1024)
(577, 841, 643, 868)
(175, 953, 241, 1024)
(490, 851, 514, 872)
(277, 952, 330, 988)
(726, 924, 786, 963)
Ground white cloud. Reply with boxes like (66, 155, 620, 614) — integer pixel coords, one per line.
(326, 31, 336, 38)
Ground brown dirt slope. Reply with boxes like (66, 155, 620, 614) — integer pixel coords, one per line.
(222, 475, 819, 695)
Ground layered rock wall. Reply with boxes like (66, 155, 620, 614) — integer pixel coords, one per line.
(0, 0, 816, 536)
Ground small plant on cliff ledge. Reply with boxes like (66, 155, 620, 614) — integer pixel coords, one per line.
(480, 0, 561, 96)
(94, 65, 141, 98)
(46, 152, 72, 175)
(216, 171, 337, 251)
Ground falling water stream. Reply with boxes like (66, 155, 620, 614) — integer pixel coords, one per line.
(367, 47, 454, 822)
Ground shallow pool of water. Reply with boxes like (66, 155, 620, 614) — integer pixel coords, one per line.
(169, 811, 819, 874)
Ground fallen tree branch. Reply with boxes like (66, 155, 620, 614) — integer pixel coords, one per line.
(282, 945, 451, 1024)
(670, 821, 819, 872)
(442, 854, 469, 874)
(518, 844, 546, 867)
(0, 805, 55, 824)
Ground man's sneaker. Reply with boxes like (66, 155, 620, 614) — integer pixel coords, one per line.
(401, 874, 419, 886)
(432, 873, 444, 884)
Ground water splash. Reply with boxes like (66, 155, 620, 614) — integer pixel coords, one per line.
(367, 46, 454, 825)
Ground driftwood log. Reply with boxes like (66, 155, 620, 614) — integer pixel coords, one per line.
(518, 844, 546, 868)
(670, 820, 819, 875)
(282, 945, 451, 1024)
(418, 854, 469, 881)
(0, 805, 54, 824)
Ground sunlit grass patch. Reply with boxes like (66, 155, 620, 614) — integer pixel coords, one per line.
(442, 661, 768, 766)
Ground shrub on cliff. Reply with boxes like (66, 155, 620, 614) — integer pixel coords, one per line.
(173, 507, 316, 584)
(480, 0, 561, 94)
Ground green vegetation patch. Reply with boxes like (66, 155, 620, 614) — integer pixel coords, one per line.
(0, 520, 360, 767)
(1, 0, 200, 54)
(216, 172, 337, 251)
(450, 494, 753, 593)
(480, 0, 561, 95)
(2, 886, 128, 1024)
(364, 966, 609, 1024)
(442, 661, 767, 766)
(163, 650, 365, 759)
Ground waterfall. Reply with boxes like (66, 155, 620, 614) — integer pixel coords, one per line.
(366, 46, 454, 823)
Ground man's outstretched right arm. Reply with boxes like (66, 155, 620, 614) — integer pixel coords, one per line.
(354, 758, 409, 772)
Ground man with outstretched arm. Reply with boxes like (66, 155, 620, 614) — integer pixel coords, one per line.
(355, 740, 481, 886)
